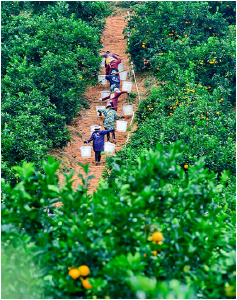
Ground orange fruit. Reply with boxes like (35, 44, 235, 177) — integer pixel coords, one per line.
(158, 241, 163, 245)
(152, 232, 163, 242)
(184, 164, 188, 169)
(152, 250, 158, 256)
(79, 265, 90, 277)
(69, 268, 80, 279)
(82, 279, 93, 289)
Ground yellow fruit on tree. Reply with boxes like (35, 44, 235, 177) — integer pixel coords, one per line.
(82, 279, 93, 289)
(69, 268, 80, 279)
(79, 265, 90, 277)
(152, 232, 163, 242)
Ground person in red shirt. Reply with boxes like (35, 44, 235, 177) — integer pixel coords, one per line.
(106, 57, 122, 76)
(102, 88, 129, 111)
(101, 50, 119, 68)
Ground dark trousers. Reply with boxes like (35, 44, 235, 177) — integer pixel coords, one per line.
(95, 151, 101, 162)
(105, 128, 115, 142)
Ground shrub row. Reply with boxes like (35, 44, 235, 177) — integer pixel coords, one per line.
(108, 1, 236, 181)
(101, 2, 236, 297)
(2, 143, 236, 298)
(124, 1, 236, 105)
(1, 1, 110, 184)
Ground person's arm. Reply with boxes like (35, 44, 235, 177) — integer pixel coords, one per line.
(117, 91, 128, 97)
(85, 133, 94, 144)
(116, 58, 122, 65)
(100, 128, 114, 135)
(114, 111, 124, 119)
(100, 54, 106, 57)
(98, 109, 107, 115)
(112, 53, 119, 59)
(102, 95, 110, 101)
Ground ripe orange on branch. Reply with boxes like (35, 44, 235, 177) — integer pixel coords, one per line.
(152, 231, 163, 242)
(79, 265, 90, 277)
(69, 268, 80, 279)
(82, 279, 93, 289)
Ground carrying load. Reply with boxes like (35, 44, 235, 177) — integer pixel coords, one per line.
(98, 103, 124, 144)
(83, 125, 114, 165)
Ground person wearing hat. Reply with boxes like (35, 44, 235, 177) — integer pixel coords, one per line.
(102, 88, 129, 112)
(84, 125, 113, 165)
(101, 50, 119, 68)
(106, 57, 122, 77)
(105, 70, 120, 92)
(98, 102, 125, 144)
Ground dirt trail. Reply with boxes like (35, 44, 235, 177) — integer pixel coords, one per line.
(50, 11, 143, 195)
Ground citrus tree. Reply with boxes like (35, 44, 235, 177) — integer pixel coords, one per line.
(1, 1, 110, 184)
(2, 142, 236, 298)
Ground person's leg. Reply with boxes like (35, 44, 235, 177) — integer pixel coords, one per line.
(112, 129, 115, 143)
(98, 151, 101, 162)
(95, 151, 98, 162)
(110, 84, 116, 92)
(104, 127, 110, 142)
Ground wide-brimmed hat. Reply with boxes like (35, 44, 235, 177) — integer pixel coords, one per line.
(110, 57, 116, 62)
(94, 125, 101, 130)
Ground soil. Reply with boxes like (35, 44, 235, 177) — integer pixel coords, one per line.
(49, 10, 147, 197)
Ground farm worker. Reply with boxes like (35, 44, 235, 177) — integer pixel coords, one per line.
(106, 57, 122, 77)
(101, 50, 119, 67)
(105, 70, 120, 92)
(98, 102, 125, 144)
(102, 88, 129, 111)
(84, 125, 113, 165)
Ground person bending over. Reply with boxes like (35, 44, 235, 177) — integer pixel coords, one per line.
(105, 70, 120, 92)
(102, 88, 128, 111)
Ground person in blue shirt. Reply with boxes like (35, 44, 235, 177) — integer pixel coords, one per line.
(84, 125, 113, 165)
(105, 70, 120, 92)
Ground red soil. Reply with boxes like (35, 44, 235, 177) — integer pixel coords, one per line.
(50, 11, 145, 196)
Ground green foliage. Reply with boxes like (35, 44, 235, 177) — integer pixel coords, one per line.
(124, 1, 236, 105)
(208, 1, 236, 25)
(1, 1, 109, 184)
(2, 143, 236, 298)
(1, 231, 45, 299)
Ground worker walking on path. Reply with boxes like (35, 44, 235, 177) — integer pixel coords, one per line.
(98, 102, 124, 144)
(84, 125, 113, 165)
(106, 57, 122, 76)
(102, 88, 128, 111)
(106, 70, 120, 92)
(101, 50, 119, 67)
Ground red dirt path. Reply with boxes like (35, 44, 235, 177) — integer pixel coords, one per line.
(50, 11, 144, 195)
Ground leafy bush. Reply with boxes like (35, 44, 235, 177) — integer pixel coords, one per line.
(124, 1, 236, 105)
(2, 142, 236, 298)
(1, 2, 109, 184)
